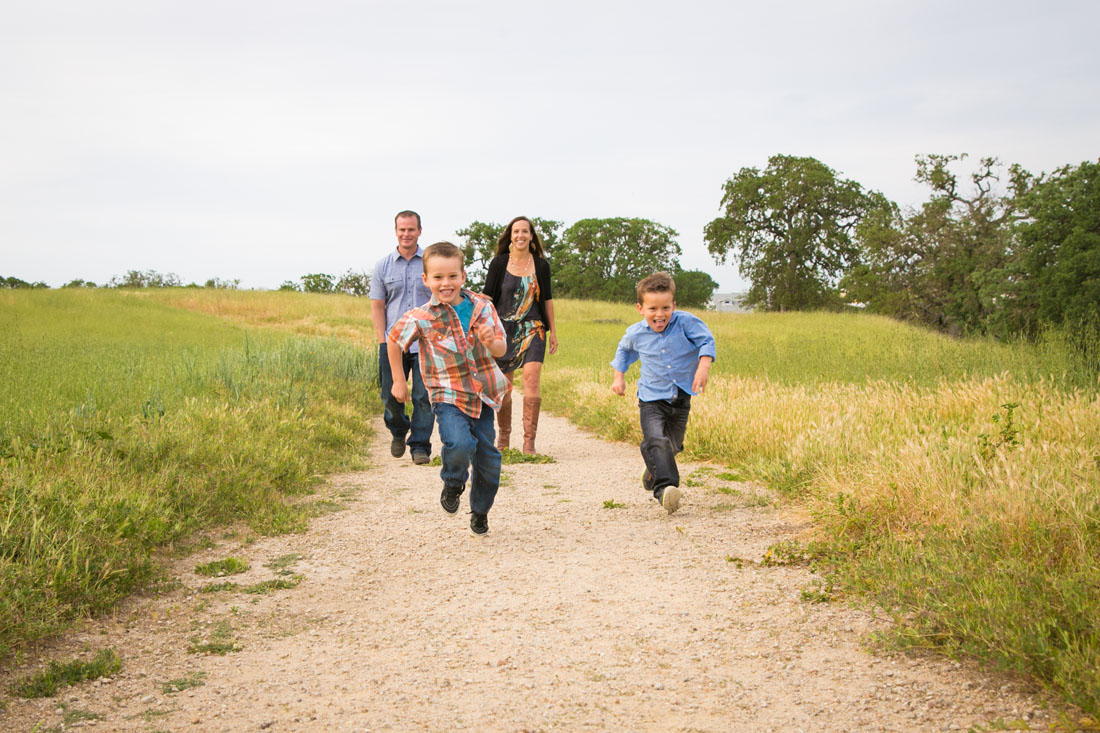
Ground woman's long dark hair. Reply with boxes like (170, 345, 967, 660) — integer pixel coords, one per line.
(494, 216, 545, 259)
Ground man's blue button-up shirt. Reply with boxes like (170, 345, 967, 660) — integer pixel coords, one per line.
(610, 310, 717, 402)
(370, 246, 433, 355)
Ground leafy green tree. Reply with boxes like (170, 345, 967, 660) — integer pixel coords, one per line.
(336, 269, 371, 297)
(299, 273, 336, 294)
(455, 218, 563, 291)
(108, 270, 182, 288)
(705, 155, 880, 311)
(673, 270, 720, 309)
(204, 277, 240, 289)
(555, 217, 681, 302)
(278, 280, 301, 292)
(62, 279, 97, 288)
(1012, 160, 1100, 338)
(2, 276, 48, 289)
(843, 155, 1026, 336)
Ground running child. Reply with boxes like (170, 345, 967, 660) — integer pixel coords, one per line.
(610, 272, 716, 514)
(387, 241, 509, 536)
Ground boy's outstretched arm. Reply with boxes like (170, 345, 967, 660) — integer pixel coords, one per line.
(692, 356, 713, 394)
(611, 369, 627, 396)
(387, 341, 409, 403)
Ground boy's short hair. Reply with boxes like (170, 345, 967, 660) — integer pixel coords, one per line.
(423, 241, 465, 269)
(636, 271, 676, 303)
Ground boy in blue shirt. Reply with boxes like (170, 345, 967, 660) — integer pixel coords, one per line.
(611, 272, 717, 514)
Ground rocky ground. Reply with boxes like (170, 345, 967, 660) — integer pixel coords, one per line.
(1, 413, 1066, 732)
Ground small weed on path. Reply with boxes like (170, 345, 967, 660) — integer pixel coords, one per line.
(162, 671, 205, 694)
(194, 558, 249, 577)
(267, 553, 303, 576)
(602, 499, 626, 509)
(188, 620, 239, 655)
(9, 648, 121, 698)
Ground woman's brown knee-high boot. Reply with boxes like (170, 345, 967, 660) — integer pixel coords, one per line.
(496, 391, 512, 450)
(522, 396, 542, 455)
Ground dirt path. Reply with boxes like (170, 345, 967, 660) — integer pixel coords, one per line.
(3, 413, 1058, 732)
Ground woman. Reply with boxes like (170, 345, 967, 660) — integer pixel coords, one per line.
(482, 216, 558, 455)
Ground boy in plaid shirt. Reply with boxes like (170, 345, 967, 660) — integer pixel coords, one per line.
(387, 241, 509, 536)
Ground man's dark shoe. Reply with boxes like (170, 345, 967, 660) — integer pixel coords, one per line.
(470, 512, 489, 536)
(440, 484, 462, 515)
(411, 449, 430, 465)
(642, 468, 655, 493)
(390, 437, 406, 458)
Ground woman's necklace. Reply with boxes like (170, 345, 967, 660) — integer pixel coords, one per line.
(509, 253, 534, 276)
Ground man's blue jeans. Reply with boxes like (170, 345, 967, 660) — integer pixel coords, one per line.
(379, 343, 433, 455)
(638, 390, 691, 493)
(432, 403, 501, 515)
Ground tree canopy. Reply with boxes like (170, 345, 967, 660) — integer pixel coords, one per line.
(704, 155, 880, 311)
(554, 217, 683, 303)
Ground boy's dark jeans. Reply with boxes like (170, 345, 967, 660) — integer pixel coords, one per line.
(639, 390, 691, 493)
(379, 343, 434, 454)
(432, 403, 501, 515)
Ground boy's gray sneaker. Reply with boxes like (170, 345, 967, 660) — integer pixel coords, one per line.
(440, 484, 462, 515)
(390, 437, 406, 458)
(657, 486, 682, 515)
(470, 512, 489, 536)
(411, 449, 430, 465)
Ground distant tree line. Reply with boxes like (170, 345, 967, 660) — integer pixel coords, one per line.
(456, 217, 718, 309)
(705, 153, 1100, 348)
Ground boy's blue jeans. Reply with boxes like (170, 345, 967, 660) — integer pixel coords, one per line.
(638, 390, 692, 493)
(379, 343, 433, 455)
(432, 402, 501, 515)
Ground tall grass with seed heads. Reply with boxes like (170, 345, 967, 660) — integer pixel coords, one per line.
(540, 299, 1099, 715)
(0, 289, 378, 661)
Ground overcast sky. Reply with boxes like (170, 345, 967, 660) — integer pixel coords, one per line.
(2, 0, 1097, 291)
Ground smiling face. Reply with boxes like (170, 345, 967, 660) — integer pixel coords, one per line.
(510, 219, 532, 254)
(422, 253, 466, 305)
(394, 215, 422, 255)
(637, 290, 676, 332)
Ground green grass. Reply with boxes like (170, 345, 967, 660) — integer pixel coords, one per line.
(8, 648, 121, 698)
(194, 558, 249, 577)
(162, 671, 205, 694)
(188, 620, 238, 655)
(0, 289, 378, 661)
(7, 289, 1099, 718)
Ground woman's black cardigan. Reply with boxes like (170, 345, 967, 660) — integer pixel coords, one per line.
(482, 254, 554, 325)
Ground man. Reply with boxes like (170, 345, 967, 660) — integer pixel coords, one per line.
(370, 210, 434, 464)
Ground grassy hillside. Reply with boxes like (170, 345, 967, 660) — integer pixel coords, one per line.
(0, 289, 378, 660)
(542, 299, 1099, 716)
(4, 288, 1097, 715)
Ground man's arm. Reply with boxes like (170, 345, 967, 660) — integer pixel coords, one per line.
(370, 299, 388, 344)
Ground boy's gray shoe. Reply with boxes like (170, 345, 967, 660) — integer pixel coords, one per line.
(411, 449, 430, 465)
(440, 484, 462, 515)
(470, 512, 489, 536)
(656, 486, 682, 515)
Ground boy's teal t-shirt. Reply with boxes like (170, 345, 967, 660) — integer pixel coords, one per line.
(454, 293, 474, 334)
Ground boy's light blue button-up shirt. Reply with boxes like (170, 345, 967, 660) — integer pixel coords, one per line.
(370, 246, 433, 354)
(610, 310, 717, 402)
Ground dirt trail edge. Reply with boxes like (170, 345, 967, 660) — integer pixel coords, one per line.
(3, 413, 1058, 732)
